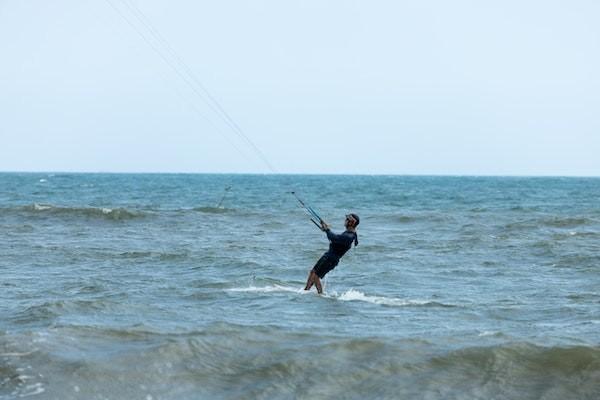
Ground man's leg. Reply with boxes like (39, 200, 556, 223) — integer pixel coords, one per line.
(314, 275, 323, 294)
(304, 270, 315, 291)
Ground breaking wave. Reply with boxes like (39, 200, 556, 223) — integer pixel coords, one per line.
(2, 325, 599, 400)
(227, 285, 454, 307)
(14, 203, 146, 220)
(331, 288, 455, 307)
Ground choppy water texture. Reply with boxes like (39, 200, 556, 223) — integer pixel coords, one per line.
(1, 173, 600, 399)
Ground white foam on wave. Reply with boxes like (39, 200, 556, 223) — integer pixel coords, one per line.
(227, 285, 307, 295)
(33, 203, 52, 211)
(0, 350, 38, 357)
(478, 330, 502, 337)
(331, 288, 433, 307)
(228, 286, 439, 307)
(20, 382, 45, 397)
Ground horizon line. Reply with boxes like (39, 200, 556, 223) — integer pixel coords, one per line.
(1, 170, 599, 179)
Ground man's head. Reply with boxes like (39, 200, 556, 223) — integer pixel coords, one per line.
(345, 213, 360, 229)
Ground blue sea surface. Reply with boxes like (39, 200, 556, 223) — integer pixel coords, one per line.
(1, 173, 600, 399)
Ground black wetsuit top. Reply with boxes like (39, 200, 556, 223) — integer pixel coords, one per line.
(324, 229, 357, 262)
(312, 229, 357, 278)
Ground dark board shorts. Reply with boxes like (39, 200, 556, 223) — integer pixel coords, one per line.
(312, 254, 339, 279)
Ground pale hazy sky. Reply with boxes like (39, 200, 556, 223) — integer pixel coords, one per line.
(1, 0, 599, 175)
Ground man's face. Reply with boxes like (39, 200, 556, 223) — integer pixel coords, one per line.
(345, 215, 356, 228)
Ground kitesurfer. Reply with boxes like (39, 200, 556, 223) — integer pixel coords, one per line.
(304, 213, 359, 294)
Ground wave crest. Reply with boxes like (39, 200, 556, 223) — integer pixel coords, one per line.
(542, 216, 590, 228)
(227, 285, 453, 307)
(20, 203, 145, 220)
(333, 288, 453, 307)
(3, 325, 599, 399)
(430, 343, 600, 384)
(193, 206, 232, 214)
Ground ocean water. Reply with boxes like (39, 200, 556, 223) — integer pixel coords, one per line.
(1, 173, 599, 399)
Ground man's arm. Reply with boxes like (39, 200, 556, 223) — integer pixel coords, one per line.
(325, 228, 343, 242)
(320, 221, 345, 242)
